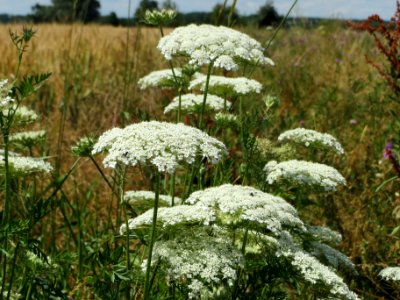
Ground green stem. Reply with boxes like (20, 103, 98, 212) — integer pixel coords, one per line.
(177, 91, 182, 123)
(227, 0, 238, 27)
(198, 63, 214, 129)
(144, 171, 161, 300)
(265, 0, 298, 51)
(119, 166, 130, 300)
(170, 173, 176, 206)
(232, 229, 248, 300)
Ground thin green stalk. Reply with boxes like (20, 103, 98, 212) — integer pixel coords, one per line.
(198, 63, 214, 129)
(25, 283, 32, 300)
(232, 229, 249, 300)
(144, 171, 161, 300)
(216, 0, 228, 25)
(238, 96, 249, 184)
(227, 0, 238, 27)
(246, 0, 298, 79)
(176, 91, 182, 123)
(158, 25, 183, 123)
(6, 242, 19, 300)
(265, 0, 298, 51)
(118, 166, 131, 300)
(170, 173, 176, 206)
(1, 127, 11, 300)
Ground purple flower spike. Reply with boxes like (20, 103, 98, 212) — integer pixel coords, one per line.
(384, 142, 393, 159)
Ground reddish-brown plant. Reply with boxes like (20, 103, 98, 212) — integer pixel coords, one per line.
(350, 1, 400, 95)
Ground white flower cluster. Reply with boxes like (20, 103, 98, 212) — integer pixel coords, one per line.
(2, 106, 38, 125)
(148, 232, 243, 298)
(278, 128, 344, 155)
(0, 79, 15, 110)
(189, 75, 262, 96)
(157, 24, 274, 70)
(144, 9, 177, 25)
(0, 155, 52, 175)
(92, 121, 227, 173)
(379, 266, 400, 281)
(307, 225, 342, 245)
(310, 242, 356, 273)
(10, 130, 46, 145)
(164, 93, 229, 114)
(279, 249, 359, 300)
(186, 184, 304, 233)
(119, 205, 214, 234)
(138, 68, 182, 89)
(124, 190, 181, 206)
(215, 112, 238, 127)
(264, 160, 346, 191)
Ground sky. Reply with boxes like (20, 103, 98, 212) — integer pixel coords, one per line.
(0, 0, 396, 20)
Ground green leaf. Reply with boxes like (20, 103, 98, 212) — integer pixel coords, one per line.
(17, 72, 52, 98)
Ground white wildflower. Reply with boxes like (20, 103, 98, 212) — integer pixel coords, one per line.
(148, 231, 243, 298)
(9, 130, 46, 146)
(2, 105, 38, 125)
(379, 266, 400, 281)
(92, 121, 227, 173)
(124, 190, 181, 206)
(0, 155, 52, 175)
(307, 225, 342, 245)
(164, 93, 229, 114)
(278, 128, 344, 155)
(144, 9, 177, 25)
(0, 79, 15, 110)
(264, 160, 346, 191)
(158, 24, 274, 70)
(138, 68, 182, 89)
(280, 250, 359, 300)
(186, 184, 304, 233)
(189, 75, 262, 96)
(120, 205, 215, 234)
(215, 112, 238, 127)
(310, 242, 356, 272)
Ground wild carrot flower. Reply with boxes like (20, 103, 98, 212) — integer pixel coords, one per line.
(119, 205, 215, 234)
(145, 231, 243, 298)
(307, 225, 342, 245)
(189, 75, 262, 96)
(310, 242, 356, 272)
(157, 24, 274, 70)
(138, 68, 183, 90)
(92, 121, 227, 173)
(278, 249, 359, 299)
(124, 190, 181, 207)
(264, 160, 346, 191)
(215, 112, 238, 127)
(71, 136, 95, 157)
(9, 130, 45, 147)
(143, 9, 177, 26)
(0, 79, 15, 110)
(186, 184, 305, 233)
(2, 105, 38, 125)
(278, 128, 344, 155)
(379, 266, 400, 281)
(0, 155, 52, 175)
(163, 93, 229, 114)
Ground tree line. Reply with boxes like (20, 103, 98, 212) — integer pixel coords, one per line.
(0, 0, 281, 27)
